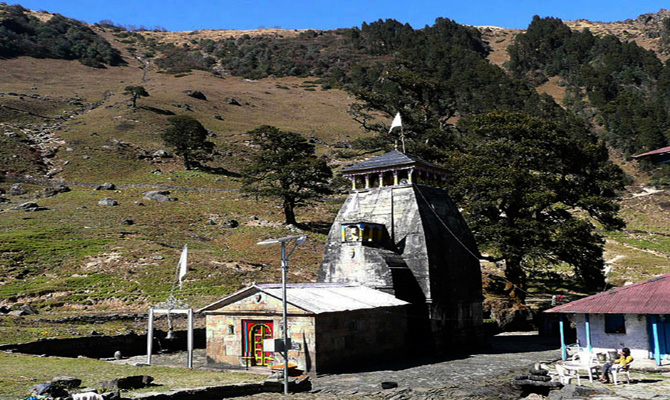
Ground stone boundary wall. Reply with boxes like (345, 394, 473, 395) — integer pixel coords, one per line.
(132, 381, 284, 400)
(0, 329, 205, 358)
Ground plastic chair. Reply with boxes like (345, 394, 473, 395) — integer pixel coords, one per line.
(611, 363, 632, 385)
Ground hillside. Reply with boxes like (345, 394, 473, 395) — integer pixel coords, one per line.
(1, 4, 670, 327)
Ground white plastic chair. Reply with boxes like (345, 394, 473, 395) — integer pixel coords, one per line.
(611, 363, 632, 385)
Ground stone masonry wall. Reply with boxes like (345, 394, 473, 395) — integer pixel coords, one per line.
(575, 313, 650, 359)
(314, 306, 408, 371)
(204, 291, 317, 373)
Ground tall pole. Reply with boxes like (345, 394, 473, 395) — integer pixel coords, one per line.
(281, 242, 289, 395)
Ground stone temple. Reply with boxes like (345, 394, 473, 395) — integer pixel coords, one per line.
(199, 150, 484, 373)
(319, 150, 484, 349)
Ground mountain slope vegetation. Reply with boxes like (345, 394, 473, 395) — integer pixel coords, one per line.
(1, 5, 670, 319)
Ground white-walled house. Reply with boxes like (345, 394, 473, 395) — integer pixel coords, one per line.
(545, 274, 670, 365)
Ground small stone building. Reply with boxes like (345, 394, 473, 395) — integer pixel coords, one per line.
(320, 150, 484, 349)
(198, 283, 408, 373)
(546, 274, 670, 365)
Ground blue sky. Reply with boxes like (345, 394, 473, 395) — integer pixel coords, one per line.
(11, 1, 670, 31)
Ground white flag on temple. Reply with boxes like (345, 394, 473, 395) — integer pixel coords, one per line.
(178, 244, 188, 289)
(389, 112, 402, 133)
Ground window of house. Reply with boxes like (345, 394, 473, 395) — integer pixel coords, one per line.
(605, 314, 626, 334)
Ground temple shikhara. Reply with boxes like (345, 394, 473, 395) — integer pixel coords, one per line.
(200, 150, 484, 374)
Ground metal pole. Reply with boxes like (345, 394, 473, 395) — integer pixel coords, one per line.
(652, 318, 661, 366)
(559, 318, 567, 360)
(585, 314, 592, 353)
(146, 308, 154, 365)
(187, 308, 194, 369)
(281, 242, 289, 395)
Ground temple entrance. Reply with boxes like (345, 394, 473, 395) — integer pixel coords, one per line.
(242, 320, 274, 366)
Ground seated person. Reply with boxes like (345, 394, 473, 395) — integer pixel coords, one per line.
(600, 347, 633, 383)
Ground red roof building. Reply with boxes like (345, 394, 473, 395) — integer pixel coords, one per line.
(545, 274, 670, 365)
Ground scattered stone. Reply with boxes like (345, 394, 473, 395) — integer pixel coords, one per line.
(83, 155, 91, 160)
(152, 256, 164, 260)
(286, 224, 303, 233)
(51, 376, 82, 389)
(18, 304, 39, 315)
(214, 114, 224, 120)
(151, 169, 162, 175)
(114, 351, 122, 360)
(12, 202, 48, 211)
(152, 150, 171, 158)
(221, 219, 239, 228)
(121, 219, 134, 225)
(9, 184, 27, 195)
(99, 375, 154, 390)
(143, 190, 176, 202)
(225, 97, 242, 106)
(89, 330, 102, 336)
(45, 184, 71, 197)
(185, 90, 207, 100)
(134, 201, 144, 206)
(333, 140, 351, 149)
(98, 198, 119, 206)
(0, 196, 9, 203)
(101, 391, 120, 400)
(0, 305, 10, 314)
(95, 183, 116, 191)
(32, 383, 69, 398)
(547, 384, 611, 400)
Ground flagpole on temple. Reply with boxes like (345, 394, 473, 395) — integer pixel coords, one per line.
(389, 112, 404, 152)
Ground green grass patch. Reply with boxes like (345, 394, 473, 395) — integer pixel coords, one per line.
(0, 227, 111, 266)
(0, 352, 263, 398)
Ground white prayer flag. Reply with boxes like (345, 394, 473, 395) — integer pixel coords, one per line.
(389, 112, 402, 133)
(178, 244, 188, 289)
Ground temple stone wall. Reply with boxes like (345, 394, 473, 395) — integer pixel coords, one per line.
(319, 183, 484, 348)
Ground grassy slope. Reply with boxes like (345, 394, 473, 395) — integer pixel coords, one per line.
(1, 16, 669, 334)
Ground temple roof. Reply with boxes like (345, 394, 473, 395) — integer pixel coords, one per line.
(197, 283, 408, 314)
(341, 150, 446, 174)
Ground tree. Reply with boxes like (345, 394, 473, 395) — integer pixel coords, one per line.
(123, 85, 149, 108)
(242, 125, 333, 225)
(161, 115, 214, 170)
(444, 112, 625, 303)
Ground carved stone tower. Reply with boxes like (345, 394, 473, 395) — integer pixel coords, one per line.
(319, 150, 484, 349)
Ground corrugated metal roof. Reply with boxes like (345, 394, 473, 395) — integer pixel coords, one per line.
(545, 274, 670, 314)
(198, 283, 408, 314)
(632, 146, 670, 158)
(341, 150, 446, 173)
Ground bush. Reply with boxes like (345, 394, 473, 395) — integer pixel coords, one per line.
(0, 4, 124, 67)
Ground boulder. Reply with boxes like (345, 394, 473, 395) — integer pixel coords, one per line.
(185, 90, 207, 100)
(32, 383, 69, 398)
(143, 190, 176, 202)
(221, 219, 239, 228)
(51, 376, 82, 389)
(45, 184, 70, 197)
(95, 183, 116, 191)
(98, 198, 119, 206)
(9, 184, 27, 195)
(225, 97, 242, 106)
(100, 375, 154, 390)
(152, 150, 171, 158)
(19, 304, 39, 315)
(12, 202, 48, 211)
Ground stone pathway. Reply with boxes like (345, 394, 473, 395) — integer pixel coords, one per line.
(117, 333, 670, 399)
